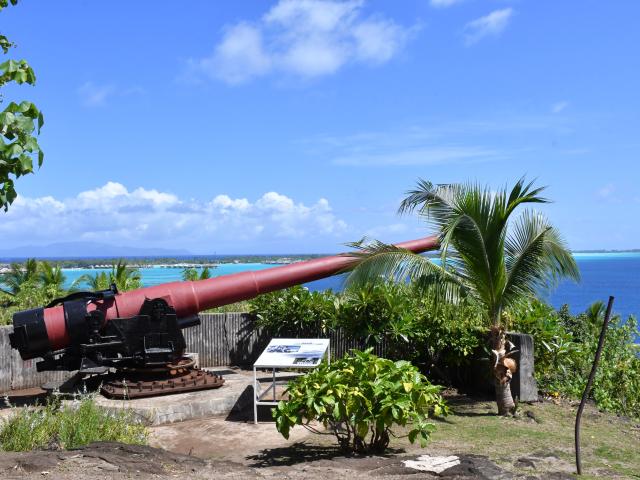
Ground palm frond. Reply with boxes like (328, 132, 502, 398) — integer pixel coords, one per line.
(344, 239, 466, 303)
(503, 210, 579, 307)
(505, 177, 550, 218)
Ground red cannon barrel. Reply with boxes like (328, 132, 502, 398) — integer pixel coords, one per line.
(11, 236, 439, 359)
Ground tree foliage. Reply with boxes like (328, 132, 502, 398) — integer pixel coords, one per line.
(0, 259, 141, 325)
(0, 0, 44, 210)
(74, 260, 142, 292)
(181, 266, 212, 281)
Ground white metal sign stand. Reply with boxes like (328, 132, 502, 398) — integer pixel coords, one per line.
(253, 338, 330, 424)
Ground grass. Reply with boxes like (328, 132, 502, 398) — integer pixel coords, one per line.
(389, 393, 640, 479)
(0, 395, 148, 451)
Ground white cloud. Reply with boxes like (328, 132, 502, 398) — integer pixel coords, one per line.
(1, 183, 347, 251)
(305, 119, 547, 167)
(77, 82, 146, 107)
(463, 8, 513, 46)
(597, 183, 615, 199)
(552, 101, 569, 113)
(333, 145, 503, 166)
(77, 82, 116, 107)
(189, 0, 413, 84)
(430, 0, 464, 8)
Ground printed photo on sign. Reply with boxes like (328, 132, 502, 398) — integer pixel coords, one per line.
(266, 345, 301, 353)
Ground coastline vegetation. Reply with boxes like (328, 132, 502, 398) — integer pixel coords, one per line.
(0, 254, 327, 270)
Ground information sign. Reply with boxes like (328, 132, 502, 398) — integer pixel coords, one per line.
(254, 338, 330, 368)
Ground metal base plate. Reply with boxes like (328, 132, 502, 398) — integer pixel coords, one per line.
(100, 367, 225, 399)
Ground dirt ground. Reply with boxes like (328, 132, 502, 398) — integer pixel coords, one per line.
(1, 391, 638, 479)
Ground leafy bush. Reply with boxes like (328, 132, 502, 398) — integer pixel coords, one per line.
(410, 291, 485, 372)
(0, 279, 61, 326)
(335, 283, 413, 341)
(273, 349, 448, 454)
(510, 300, 640, 419)
(250, 285, 336, 336)
(0, 395, 148, 451)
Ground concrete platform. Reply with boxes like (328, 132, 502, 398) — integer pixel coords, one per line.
(93, 367, 300, 426)
(93, 367, 249, 425)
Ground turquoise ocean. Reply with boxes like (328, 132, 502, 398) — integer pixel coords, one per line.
(60, 253, 640, 321)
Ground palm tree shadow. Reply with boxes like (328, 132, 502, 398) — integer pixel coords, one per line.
(442, 392, 498, 418)
(450, 410, 498, 418)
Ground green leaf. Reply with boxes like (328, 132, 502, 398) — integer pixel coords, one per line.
(419, 431, 429, 448)
(356, 422, 369, 439)
(18, 154, 32, 173)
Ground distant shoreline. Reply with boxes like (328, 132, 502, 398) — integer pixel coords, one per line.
(573, 249, 640, 253)
(1, 250, 639, 270)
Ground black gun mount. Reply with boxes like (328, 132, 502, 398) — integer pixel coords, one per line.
(16, 285, 200, 375)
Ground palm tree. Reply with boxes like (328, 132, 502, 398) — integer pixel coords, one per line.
(39, 261, 67, 293)
(73, 270, 110, 291)
(346, 178, 580, 415)
(1, 258, 39, 295)
(182, 266, 212, 281)
(110, 259, 142, 291)
(74, 260, 141, 292)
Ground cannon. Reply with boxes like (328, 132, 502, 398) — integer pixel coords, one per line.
(9, 236, 438, 398)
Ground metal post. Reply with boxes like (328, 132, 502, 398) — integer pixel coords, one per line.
(575, 296, 614, 475)
(272, 368, 276, 401)
(253, 365, 258, 424)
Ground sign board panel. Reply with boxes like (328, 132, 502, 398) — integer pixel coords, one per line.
(254, 338, 330, 368)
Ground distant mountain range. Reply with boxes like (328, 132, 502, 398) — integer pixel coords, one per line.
(0, 242, 191, 259)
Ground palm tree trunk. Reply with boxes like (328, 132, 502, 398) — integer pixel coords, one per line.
(494, 380, 515, 415)
(489, 325, 517, 416)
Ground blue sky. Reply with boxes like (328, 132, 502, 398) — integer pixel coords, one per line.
(1, 0, 639, 253)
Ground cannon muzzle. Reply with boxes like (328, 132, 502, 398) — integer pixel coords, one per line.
(9, 235, 438, 371)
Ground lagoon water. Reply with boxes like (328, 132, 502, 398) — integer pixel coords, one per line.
(62, 253, 639, 320)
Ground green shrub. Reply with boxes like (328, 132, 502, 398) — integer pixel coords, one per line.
(250, 285, 336, 336)
(0, 279, 60, 326)
(335, 283, 413, 340)
(510, 300, 640, 419)
(410, 291, 485, 370)
(273, 349, 448, 454)
(0, 395, 148, 451)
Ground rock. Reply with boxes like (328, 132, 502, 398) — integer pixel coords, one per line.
(514, 457, 536, 469)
